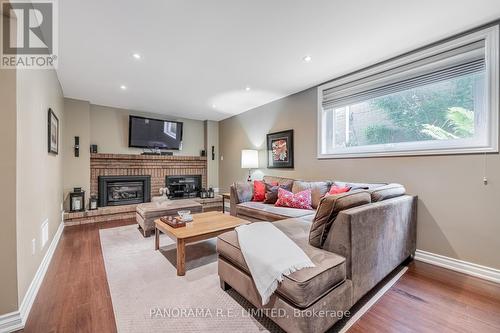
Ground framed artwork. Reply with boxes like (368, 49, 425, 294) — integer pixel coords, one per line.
(48, 108, 59, 154)
(267, 129, 294, 168)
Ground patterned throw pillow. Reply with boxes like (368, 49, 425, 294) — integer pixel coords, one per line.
(275, 188, 313, 210)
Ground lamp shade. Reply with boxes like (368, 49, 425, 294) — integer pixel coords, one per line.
(241, 149, 259, 169)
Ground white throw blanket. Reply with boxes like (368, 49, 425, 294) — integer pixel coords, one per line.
(235, 222, 315, 305)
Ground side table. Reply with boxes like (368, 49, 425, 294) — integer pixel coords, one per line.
(221, 193, 230, 213)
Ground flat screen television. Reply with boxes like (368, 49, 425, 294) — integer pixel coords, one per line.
(128, 115, 183, 150)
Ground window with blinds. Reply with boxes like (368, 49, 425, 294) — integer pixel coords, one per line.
(317, 25, 499, 158)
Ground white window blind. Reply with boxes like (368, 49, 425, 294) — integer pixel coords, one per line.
(322, 41, 485, 110)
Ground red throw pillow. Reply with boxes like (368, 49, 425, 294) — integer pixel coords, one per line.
(275, 188, 313, 210)
(327, 185, 351, 195)
(252, 180, 266, 201)
(253, 180, 277, 201)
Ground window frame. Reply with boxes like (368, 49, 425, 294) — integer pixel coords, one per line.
(317, 25, 499, 159)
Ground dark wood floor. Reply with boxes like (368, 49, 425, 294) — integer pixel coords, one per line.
(21, 220, 500, 333)
(22, 220, 134, 333)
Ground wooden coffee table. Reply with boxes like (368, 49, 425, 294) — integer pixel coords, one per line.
(154, 211, 248, 276)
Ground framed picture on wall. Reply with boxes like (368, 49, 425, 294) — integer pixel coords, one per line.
(267, 129, 294, 168)
(48, 108, 59, 154)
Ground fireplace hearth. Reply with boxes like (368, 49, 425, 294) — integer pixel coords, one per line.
(98, 175, 151, 207)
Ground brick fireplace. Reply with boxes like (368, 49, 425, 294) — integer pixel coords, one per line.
(90, 153, 207, 199)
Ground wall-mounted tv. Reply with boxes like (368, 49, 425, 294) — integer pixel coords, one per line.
(128, 115, 183, 150)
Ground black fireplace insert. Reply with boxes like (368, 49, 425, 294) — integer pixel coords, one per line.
(98, 175, 151, 207)
(166, 175, 201, 199)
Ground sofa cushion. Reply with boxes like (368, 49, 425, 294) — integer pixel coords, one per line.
(217, 218, 346, 308)
(309, 190, 371, 248)
(234, 181, 253, 203)
(263, 176, 294, 190)
(369, 183, 406, 202)
(292, 181, 332, 209)
(236, 201, 315, 221)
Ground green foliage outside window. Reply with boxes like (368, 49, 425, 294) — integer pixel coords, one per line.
(364, 76, 477, 144)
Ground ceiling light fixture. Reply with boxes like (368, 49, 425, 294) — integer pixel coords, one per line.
(303, 55, 312, 63)
(132, 53, 141, 60)
(245, 86, 251, 91)
(212, 104, 216, 109)
(120, 85, 127, 90)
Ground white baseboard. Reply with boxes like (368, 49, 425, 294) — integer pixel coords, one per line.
(0, 312, 22, 333)
(415, 249, 500, 284)
(0, 222, 64, 333)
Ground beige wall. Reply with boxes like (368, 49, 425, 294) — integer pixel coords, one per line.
(63, 99, 90, 208)
(219, 87, 500, 270)
(205, 120, 220, 188)
(0, 13, 65, 315)
(89, 104, 205, 156)
(16, 68, 65, 305)
(0, 66, 19, 314)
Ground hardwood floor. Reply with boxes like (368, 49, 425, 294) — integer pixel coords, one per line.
(22, 219, 135, 333)
(21, 220, 500, 333)
(350, 261, 500, 333)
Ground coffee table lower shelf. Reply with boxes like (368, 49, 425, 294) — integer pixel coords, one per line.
(154, 211, 248, 276)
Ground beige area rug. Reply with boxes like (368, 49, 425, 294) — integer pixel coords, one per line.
(100, 225, 408, 333)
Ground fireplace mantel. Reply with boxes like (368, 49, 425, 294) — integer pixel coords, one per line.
(91, 153, 207, 161)
(90, 153, 207, 198)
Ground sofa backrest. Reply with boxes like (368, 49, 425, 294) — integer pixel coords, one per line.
(262, 175, 294, 189)
(368, 183, 406, 202)
(333, 180, 387, 190)
(291, 180, 332, 209)
(322, 195, 417, 303)
(308, 190, 371, 248)
(232, 177, 405, 208)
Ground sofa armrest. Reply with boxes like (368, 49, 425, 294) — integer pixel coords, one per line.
(229, 184, 240, 216)
(322, 195, 417, 303)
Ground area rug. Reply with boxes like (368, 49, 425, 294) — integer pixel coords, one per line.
(100, 224, 407, 333)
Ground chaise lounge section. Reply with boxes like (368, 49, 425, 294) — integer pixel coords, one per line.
(219, 177, 417, 332)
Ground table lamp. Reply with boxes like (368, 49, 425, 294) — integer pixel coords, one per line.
(241, 149, 259, 182)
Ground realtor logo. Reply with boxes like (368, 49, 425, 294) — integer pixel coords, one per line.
(1, 0, 58, 68)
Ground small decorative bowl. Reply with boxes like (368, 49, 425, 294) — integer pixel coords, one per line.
(177, 210, 193, 222)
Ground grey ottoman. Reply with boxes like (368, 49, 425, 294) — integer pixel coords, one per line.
(136, 199, 202, 237)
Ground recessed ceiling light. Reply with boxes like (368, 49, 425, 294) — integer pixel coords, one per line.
(132, 53, 141, 60)
(303, 55, 312, 63)
(245, 86, 251, 91)
(212, 104, 216, 109)
(120, 85, 127, 90)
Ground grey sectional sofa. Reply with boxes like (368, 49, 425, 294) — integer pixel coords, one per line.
(218, 176, 417, 333)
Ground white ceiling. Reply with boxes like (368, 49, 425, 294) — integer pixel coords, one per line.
(58, 0, 500, 121)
